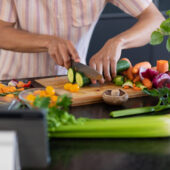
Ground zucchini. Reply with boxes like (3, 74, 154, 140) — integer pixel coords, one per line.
(67, 68, 75, 83)
(113, 75, 124, 86)
(75, 72, 90, 87)
(117, 60, 130, 73)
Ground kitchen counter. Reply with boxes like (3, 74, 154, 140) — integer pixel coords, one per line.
(6, 77, 169, 170)
(45, 101, 170, 170)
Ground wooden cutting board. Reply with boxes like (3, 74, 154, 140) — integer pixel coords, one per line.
(35, 76, 147, 106)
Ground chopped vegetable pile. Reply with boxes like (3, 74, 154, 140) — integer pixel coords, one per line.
(24, 86, 86, 131)
(66, 56, 170, 91)
(0, 80, 31, 97)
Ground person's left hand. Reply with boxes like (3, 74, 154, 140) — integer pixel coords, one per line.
(89, 37, 124, 84)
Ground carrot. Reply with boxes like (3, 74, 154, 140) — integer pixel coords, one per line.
(132, 62, 151, 74)
(6, 94, 15, 98)
(121, 58, 135, 80)
(126, 67, 134, 80)
(133, 84, 141, 91)
(123, 85, 130, 89)
(151, 66, 157, 71)
(133, 75, 140, 83)
(17, 88, 24, 91)
(121, 58, 132, 67)
(156, 60, 168, 73)
(142, 78, 152, 89)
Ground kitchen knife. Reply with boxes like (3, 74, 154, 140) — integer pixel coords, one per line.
(71, 61, 102, 80)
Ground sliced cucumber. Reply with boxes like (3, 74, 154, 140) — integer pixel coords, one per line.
(67, 68, 75, 83)
(75, 72, 90, 87)
(117, 60, 130, 73)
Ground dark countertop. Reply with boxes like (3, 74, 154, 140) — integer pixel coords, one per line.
(9, 77, 169, 170)
(46, 100, 170, 170)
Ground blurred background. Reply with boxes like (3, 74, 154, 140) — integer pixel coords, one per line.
(87, 0, 169, 65)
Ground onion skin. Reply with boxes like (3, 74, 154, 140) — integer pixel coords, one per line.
(153, 73, 170, 88)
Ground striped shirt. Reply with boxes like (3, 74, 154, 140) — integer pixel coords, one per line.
(0, 0, 152, 80)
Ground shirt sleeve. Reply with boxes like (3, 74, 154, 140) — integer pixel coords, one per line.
(0, 0, 17, 23)
(109, 0, 152, 17)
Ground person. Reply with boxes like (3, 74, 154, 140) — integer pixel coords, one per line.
(0, 0, 164, 82)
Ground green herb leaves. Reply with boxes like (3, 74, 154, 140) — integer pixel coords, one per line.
(150, 10, 170, 52)
(150, 31, 164, 45)
(33, 94, 84, 131)
(143, 87, 170, 106)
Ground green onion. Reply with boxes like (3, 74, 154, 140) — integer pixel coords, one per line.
(49, 114, 170, 138)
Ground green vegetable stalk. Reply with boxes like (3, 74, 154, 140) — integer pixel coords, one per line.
(49, 115, 170, 138)
(150, 10, 170, 52)
(110, 87, 170, 118)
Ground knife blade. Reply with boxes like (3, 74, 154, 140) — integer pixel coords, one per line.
(71, 61, 102, 80)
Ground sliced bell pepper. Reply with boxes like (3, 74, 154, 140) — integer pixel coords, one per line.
(23, 81, 31, 88)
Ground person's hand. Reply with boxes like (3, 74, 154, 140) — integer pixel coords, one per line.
(47, 37, 80, 69)
(89, 37, 124, 84)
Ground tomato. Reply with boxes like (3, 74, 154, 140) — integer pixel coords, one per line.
(69, 84, 79, 92)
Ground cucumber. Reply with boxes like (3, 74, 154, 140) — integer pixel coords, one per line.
(75, 72, 90, 87)
(67, 68, 75, 83)
(117, 60, 130, 73)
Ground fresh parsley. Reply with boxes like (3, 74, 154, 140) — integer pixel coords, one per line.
(33, 94, 85, 132)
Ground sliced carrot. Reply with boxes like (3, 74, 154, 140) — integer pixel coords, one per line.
(6, 94, 15, 98)
(132, 62, 151, 74)
(123, 67, 134, 80)
(142, 78, 152, 89)
(156, 60, 168, 73)
(133, 75, 141, 83)
(123, 85, 130, 89)
(17, 88, 24, 91)
(133, 84, 141, 91)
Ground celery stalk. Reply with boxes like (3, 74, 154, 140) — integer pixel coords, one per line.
(110, 105, 170, 118)
(49, 114, 170, 138)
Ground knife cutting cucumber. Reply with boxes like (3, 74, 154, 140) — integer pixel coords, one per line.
(67, 68, 90, 87)
(68, 60, 130, 87)
(75, 72, 90, 87)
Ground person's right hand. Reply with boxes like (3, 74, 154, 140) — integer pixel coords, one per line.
(47, 37, 80, 69)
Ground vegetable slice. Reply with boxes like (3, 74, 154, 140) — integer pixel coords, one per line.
(75, 72, 90, 87)
(113, 75, 124, 86)
(122, 80, 133, 88)
(68, 68, 75, 83)
(142, 78, 153, 89)
(157, 60, 169, 73)
(132, 62, 151, 74)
